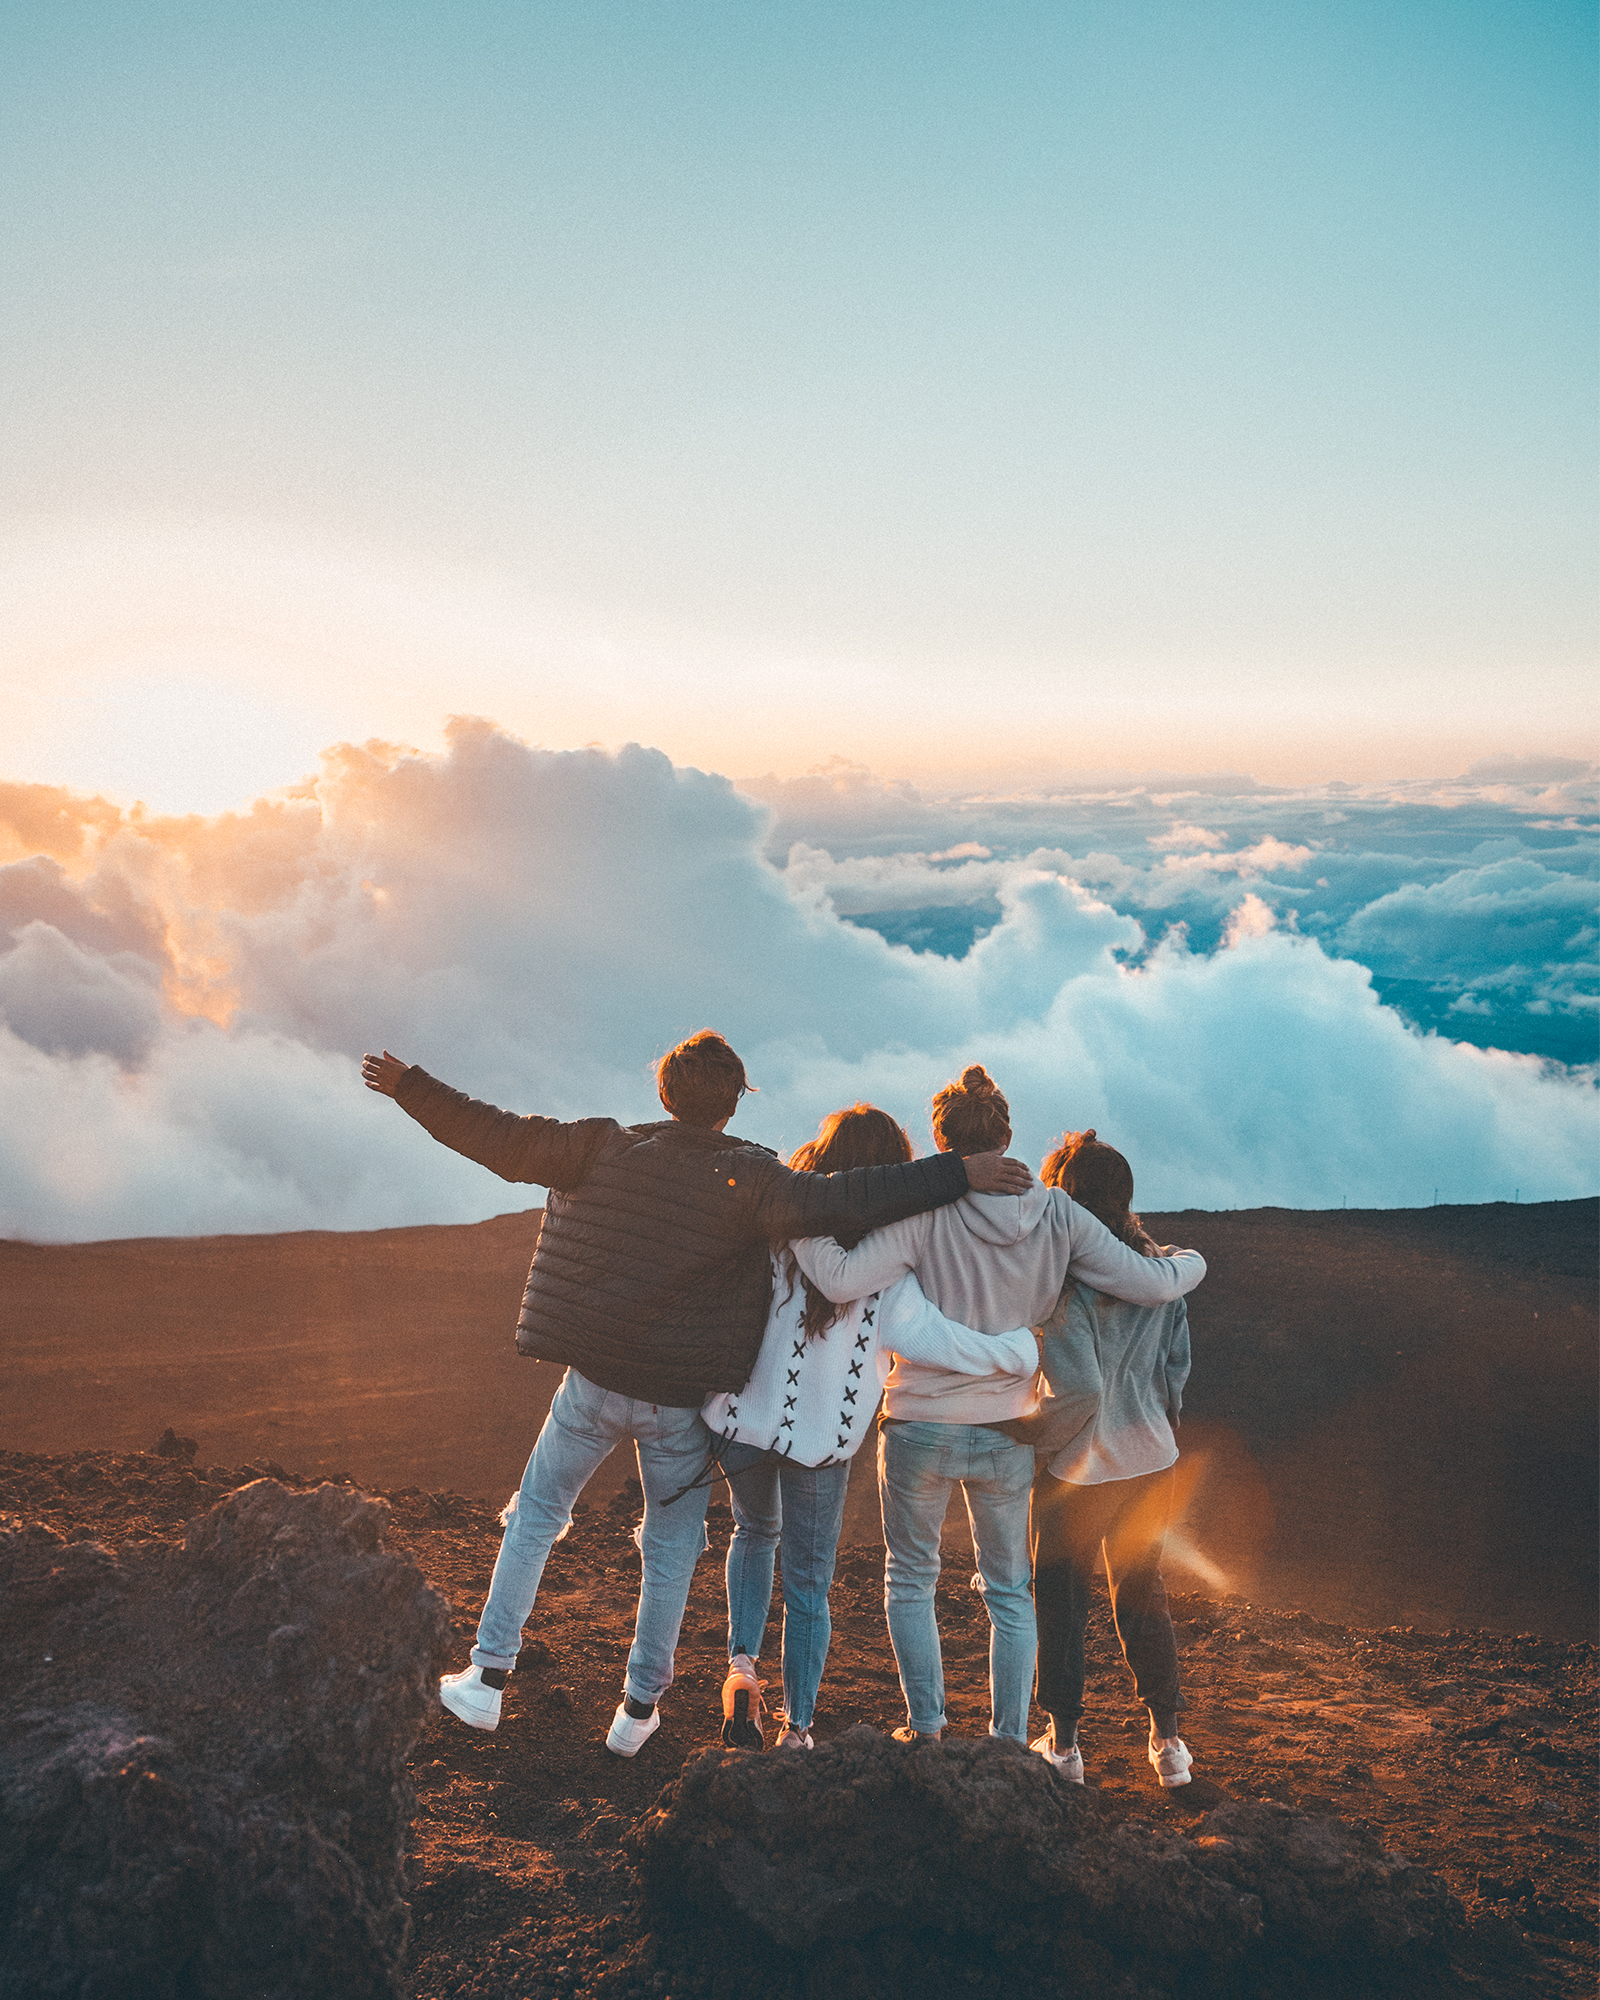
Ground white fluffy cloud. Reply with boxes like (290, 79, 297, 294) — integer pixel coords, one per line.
(0, 724, 1594, 1240)
(1338, 857, 1599, 983)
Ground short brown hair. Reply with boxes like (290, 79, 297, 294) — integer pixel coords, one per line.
(930, 1064, 1011, 1155)
(1041, 1129, 1151, 1253)
(656, 1030, 751, 1127)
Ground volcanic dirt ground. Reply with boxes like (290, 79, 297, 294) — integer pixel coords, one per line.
(2, 1198, 1595, 1995)
(0, 1448, 1593, 1998)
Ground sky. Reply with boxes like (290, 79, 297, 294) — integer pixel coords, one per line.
(3, 0, 1596, 803)
(1, 3, 1595, 1235)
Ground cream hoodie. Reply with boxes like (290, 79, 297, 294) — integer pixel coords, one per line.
(793, 1186, 1205, 1427)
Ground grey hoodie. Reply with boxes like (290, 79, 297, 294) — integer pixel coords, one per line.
(792, 1185, 1205, 1427)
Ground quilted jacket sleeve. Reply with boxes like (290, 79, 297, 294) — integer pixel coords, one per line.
(394, 1067, 614, 1192)
(737, 1149, 969, 1245)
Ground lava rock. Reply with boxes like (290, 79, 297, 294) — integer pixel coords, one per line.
(0, 1480, 452, 1999)
(629, 1727, 1464, 1999)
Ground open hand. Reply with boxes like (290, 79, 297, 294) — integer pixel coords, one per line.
(361, 1051, 409, 1097)
(963, 1151, 1033, 1196)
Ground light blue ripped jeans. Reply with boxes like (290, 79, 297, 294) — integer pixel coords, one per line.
(471, 1368, 712, 1707)
(879, 1419, 1037, 1742)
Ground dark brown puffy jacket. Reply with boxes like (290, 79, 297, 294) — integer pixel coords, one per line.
(394, 1068, 971, 1407)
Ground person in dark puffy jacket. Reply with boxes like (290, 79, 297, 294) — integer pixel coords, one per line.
(362, 1029, 1031, 1755)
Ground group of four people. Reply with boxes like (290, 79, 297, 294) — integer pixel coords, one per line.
(362, 1028, 1204, 1789)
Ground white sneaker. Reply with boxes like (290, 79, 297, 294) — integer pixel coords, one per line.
(606, 1702, 661, 1757)
(1149, 1732, 1193, 1787)
(1030, 1732, 1084, 1783)
(776, 1727, 813, 1750)
(439, 1664, 505, 1732)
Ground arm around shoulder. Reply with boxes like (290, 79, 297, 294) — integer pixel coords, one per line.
(791, 1213, 928, 1304)
(876, 1274, 1038, 1377)
(1063, 1199, 1206, 1305)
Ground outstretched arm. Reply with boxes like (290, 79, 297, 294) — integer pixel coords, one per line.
(362, 1053, 613, 1190)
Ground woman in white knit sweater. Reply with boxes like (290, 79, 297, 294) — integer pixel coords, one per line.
(701, 1104, 1039, 1750)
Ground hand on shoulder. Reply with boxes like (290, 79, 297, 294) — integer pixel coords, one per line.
(963, 1151, 1033, 1195)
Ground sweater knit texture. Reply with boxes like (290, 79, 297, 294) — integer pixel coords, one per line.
(393, 1067, 971, 1407)
(701, 1264, 1038, 1467)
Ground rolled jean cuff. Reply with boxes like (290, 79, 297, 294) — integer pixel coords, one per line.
(470, 1647, 517, 1672)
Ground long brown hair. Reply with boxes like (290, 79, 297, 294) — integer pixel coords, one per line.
(930, 1064, 1011, 1155)
(785, 1104, 913, 1337)
(1041, 1129, 1155, 1255)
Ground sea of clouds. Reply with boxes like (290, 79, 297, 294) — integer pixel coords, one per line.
(0, 720, 1594, 1240)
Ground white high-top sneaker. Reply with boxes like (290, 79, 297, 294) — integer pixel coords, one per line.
(606, 1701, 661, 1757)
(439, 1664, 507, 1732)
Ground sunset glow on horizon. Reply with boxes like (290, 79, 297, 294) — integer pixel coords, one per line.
(5, 2, 1596, 818)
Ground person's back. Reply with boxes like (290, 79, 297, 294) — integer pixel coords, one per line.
(362, 1030, 1032, 1754)
(386, 1037, 1002, 1404)
(1043, 1283, 1189, 1486)
(1026, 1130, 1198, 1794)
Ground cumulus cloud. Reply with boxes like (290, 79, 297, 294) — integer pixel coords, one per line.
(0, 723, 1594, 1240)
(1337, 857, 1598, 981)
(1149, 824, 1227, 851)
(738, 758, 1597, 1063)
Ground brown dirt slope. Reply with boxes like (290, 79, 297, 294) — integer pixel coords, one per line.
(2, 1199, 1594, 1637)
(0, 1448, 1593, 1999)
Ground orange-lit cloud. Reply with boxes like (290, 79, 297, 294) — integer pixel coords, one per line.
(0, 723, 1592, 1242)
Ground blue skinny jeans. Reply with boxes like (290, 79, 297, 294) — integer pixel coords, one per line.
(722, 1444, 852, 1732)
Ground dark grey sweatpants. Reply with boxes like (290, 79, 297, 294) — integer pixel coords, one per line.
(1030, 1463, 1183, 1732)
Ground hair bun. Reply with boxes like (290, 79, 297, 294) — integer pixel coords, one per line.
(1081, 1128, 1097, 1144)
(960, 1065, 994, 1094)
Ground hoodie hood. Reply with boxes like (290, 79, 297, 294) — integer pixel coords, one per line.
(950, 1184, 1050, 1247)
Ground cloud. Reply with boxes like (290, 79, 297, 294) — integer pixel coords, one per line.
(1223, 894, 1278, 946)
(1337, 858, 1598, 984)
(1149, 824, 1227, 851)
(1464, 755, 1597, 786)
(0, 723, 1593, 1240)
(0, 923, 164, 1065)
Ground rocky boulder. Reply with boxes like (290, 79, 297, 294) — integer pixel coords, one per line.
(630, 1727, 1465, 1999)
(0, 1480, 452, 2000)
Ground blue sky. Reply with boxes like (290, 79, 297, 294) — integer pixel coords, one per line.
(3, 0, 1595, 798)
